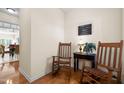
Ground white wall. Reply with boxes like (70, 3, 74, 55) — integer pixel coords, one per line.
(64, 8, 123, 82)
(19, 8, 64, 82)
(19, 9, 31, 80)
(122, 9, 124, 83)
(0, 11, 19, 24)
(123, 9, 124, 41)
(64, 9, 122, 52)
(30, 9, 64, 81)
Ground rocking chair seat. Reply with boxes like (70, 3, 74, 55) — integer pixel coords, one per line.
(84, 66, 109, 79)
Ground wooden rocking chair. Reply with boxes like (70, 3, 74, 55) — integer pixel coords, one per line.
(81, 40, 123, 84)
(52, 42, 71, 81)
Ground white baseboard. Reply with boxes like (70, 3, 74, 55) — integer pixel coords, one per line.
(19, 67, 31, 83)
(30, 72, 46, 82)
(19, 67, 50, 83)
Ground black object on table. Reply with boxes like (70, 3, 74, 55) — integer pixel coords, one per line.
(73, 52, 96, 71)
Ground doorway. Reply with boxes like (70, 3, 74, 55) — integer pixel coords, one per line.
(0, 21, 20, 64)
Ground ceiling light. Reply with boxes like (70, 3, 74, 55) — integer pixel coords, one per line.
(6, 8, 16, 14)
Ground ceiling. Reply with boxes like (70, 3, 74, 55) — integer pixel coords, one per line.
(0, 8, 19, 17)
(60, 8, 74, 13)
(0, 8, 73, 16)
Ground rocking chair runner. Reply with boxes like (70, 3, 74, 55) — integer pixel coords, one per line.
(52, 42, 71, 80)
(81, 40, 123, 84)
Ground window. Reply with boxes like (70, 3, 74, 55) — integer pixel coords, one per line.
(0, 21, 20, 48)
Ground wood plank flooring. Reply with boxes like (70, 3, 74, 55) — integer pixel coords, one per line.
(0, 61, 28, 84)
(0, 61, 81, 84)
(32, 68, 81, 84)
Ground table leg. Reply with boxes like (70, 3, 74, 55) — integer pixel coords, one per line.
(92, 61, 94, 68)
(74, 58, 76, 71)
(77, 58, 79, 70)
(92, 58, 96, 68)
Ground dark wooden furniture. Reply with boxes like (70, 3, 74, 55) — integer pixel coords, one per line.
(52, 42, 71, 81)
(74, 52, 96, 72)
(15, 45, 19, 54)
(8, 44, 19, 57)
(0, 44, 5, 58)
(9, 44, 16, 57)
(81, 40, 123, 84)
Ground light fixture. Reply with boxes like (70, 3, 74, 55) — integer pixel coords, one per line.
(78, 39, 84, 52)
(6, 8, 16, 14)
(78, 43, 84, 52)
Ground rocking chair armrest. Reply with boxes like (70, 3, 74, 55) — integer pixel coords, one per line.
(52, 56, 59, 61)
(106, 67, 114, 71)
(67, 57, 72, 59)
(107, 67, 119, 72)
(98, 64, 118, 72)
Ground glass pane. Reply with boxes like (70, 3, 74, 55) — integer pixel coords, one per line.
(0, 39, 2, 44)
(11, 24, 16, 29)
(9, 28, 14, 32)
(17, 25, 20, 29)
(14, 29, 19, 32)
(0, 22, 3, 26)
(3, 23, 10, 28)
(0, 28, 3, 31)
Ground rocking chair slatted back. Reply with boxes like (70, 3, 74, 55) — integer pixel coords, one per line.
(96, 40, 123, 83)
(58, 42, 71, 59)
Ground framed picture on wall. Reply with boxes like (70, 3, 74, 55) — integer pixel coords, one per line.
(78, 24, 92, 35)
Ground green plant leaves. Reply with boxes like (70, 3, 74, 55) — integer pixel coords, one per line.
(83, 43, 96, 53)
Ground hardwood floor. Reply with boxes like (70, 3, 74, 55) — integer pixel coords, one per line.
(0, 61, 81, 84)
(0, 61, 28, 84)
(32, 68, 81, 84)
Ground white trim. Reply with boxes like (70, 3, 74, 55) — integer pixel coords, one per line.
(30, 72, 45, 82)
(30, 71, 51, 82)
(19, 66, 50, 83)
(19, 67, 31, 83)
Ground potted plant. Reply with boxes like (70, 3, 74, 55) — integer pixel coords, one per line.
(83, 42, 96, 54)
